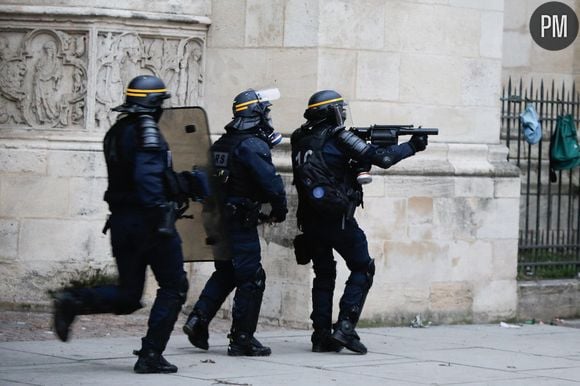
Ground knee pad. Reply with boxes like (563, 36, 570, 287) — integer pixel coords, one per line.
(349, 259, 375, 290)
(236, 267, 266, 293)
(158, 273, 189, 305)
(366, 259, 375, 287)
(177, 274, 189, 304)
(234, 266, 266, 291)
(253, 267, 266, 292)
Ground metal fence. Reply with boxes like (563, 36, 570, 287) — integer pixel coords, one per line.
(500, 78, 580, 279)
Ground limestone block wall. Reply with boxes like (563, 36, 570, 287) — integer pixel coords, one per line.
(0, 1, 521, 327)
(0, 5, 209, 307)
(502, 0, 580, 84)
(205, 0, 504, 145)
(190, 0, 521, 326)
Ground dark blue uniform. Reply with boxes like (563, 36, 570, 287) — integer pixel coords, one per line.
(69, 113, 188, 355)
(188, 131, 286, 354)
(291, 121, 416, 350)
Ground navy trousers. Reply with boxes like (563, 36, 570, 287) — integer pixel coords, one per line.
(74, 209, 187, 353)
(301, 217, 373, 331)
(194, 220, 264, 327)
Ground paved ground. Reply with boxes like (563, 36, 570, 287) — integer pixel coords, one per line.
(1, 314, 580, 385)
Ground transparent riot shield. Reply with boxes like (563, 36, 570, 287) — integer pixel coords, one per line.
(159, 106, 230, 262)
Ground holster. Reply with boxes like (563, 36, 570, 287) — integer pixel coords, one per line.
(225, 200, 261, 229)
(293, 233, 313, 265)
(157, 202, 177, 237)
(345, 189, 362, 220)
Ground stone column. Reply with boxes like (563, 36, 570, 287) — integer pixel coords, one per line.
(202, 0, 521, 326)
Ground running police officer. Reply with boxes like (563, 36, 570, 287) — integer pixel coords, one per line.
(53, 75, 196, 374)
(291, 90, 428, 354)
(182, 88, 287, 356)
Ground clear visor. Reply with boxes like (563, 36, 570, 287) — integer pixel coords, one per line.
(343, 102, 353, 127)
(255, 88, 281, 103)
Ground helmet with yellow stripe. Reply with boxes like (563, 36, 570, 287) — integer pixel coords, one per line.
(227, 88, 280, 131)
(304, 90, 346, 123)
(112, 75, 171, 113)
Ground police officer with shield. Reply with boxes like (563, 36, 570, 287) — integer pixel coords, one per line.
(52, 75, 205, 374)
(291, 90, 428, 354)
(182, 88, 287, 357)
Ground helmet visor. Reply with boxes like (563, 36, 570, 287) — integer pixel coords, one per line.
(255, 88, 281, 103)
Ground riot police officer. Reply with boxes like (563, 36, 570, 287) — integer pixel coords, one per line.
(52, 75, 191, 374)
(182, 88, 287, 356)
(291, 90, 428, 354)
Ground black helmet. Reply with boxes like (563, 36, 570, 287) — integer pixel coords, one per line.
(112, 75, 171, 113)
(227, 88, 279, 131)
(303, 90, 346, 122)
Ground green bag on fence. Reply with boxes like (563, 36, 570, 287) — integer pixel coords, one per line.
(550, 114, 580, 182)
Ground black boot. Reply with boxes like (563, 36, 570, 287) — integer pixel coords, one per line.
(228, 268, 270, 356)
(182, 309, 210, 350)
(227, 331, 271, 357)
(133, 349, 178, 374)
(53, 291, 79, 342)
(331, 320, 367, 354)
(311, 329, 343, 353)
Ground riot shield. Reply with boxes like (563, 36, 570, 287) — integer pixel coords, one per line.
(159, 106, 230, 262)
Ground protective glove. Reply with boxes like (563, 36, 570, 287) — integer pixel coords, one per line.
(179, 168, 210, 201)
(409, 134, 428, 152)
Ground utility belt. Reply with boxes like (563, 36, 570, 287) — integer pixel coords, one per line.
(103, 189, 181, 237)
(102, 200, 181, 237)
(225, 199, 264, 229)
(103, 190, 140, 208)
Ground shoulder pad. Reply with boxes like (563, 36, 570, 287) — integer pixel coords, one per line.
(239, 136, 270, 153)
(336, 129, 369, 156)
(136, 115, 161, 150)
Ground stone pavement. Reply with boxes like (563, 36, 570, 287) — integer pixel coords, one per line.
(1, 323, 580, 385)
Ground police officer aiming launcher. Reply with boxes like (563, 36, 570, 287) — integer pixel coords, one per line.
(291, 90, 435, 354)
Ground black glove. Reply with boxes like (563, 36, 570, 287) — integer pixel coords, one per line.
(269, 205, 287, 223)
(409, 134, 428, 152)
(178, 169, 210, 201)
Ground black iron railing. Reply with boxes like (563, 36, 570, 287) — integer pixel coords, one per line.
(501, 78, 580, 279)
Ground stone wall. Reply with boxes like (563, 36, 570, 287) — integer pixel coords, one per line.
(0, 4, 209, 306)
(502, 0, 580, 85)
(518, 280, 580, 321)
(195, 0, 520, 326)
(0, 1, 522, 327)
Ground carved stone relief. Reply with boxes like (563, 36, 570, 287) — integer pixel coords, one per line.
(95, 32, 204, 129)
(0, 29, 87, 129)
(0, 25, 205, 131)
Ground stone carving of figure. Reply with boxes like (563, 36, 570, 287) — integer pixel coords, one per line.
(0, 36, 25, 101)
(32, 40, 63, 125)
(95, 33, 124, 128)
(0, 36, 26, 123)
(117, 34, 142, 89)
(177, 42, 203, 106)
(162, 40, 179, 106)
